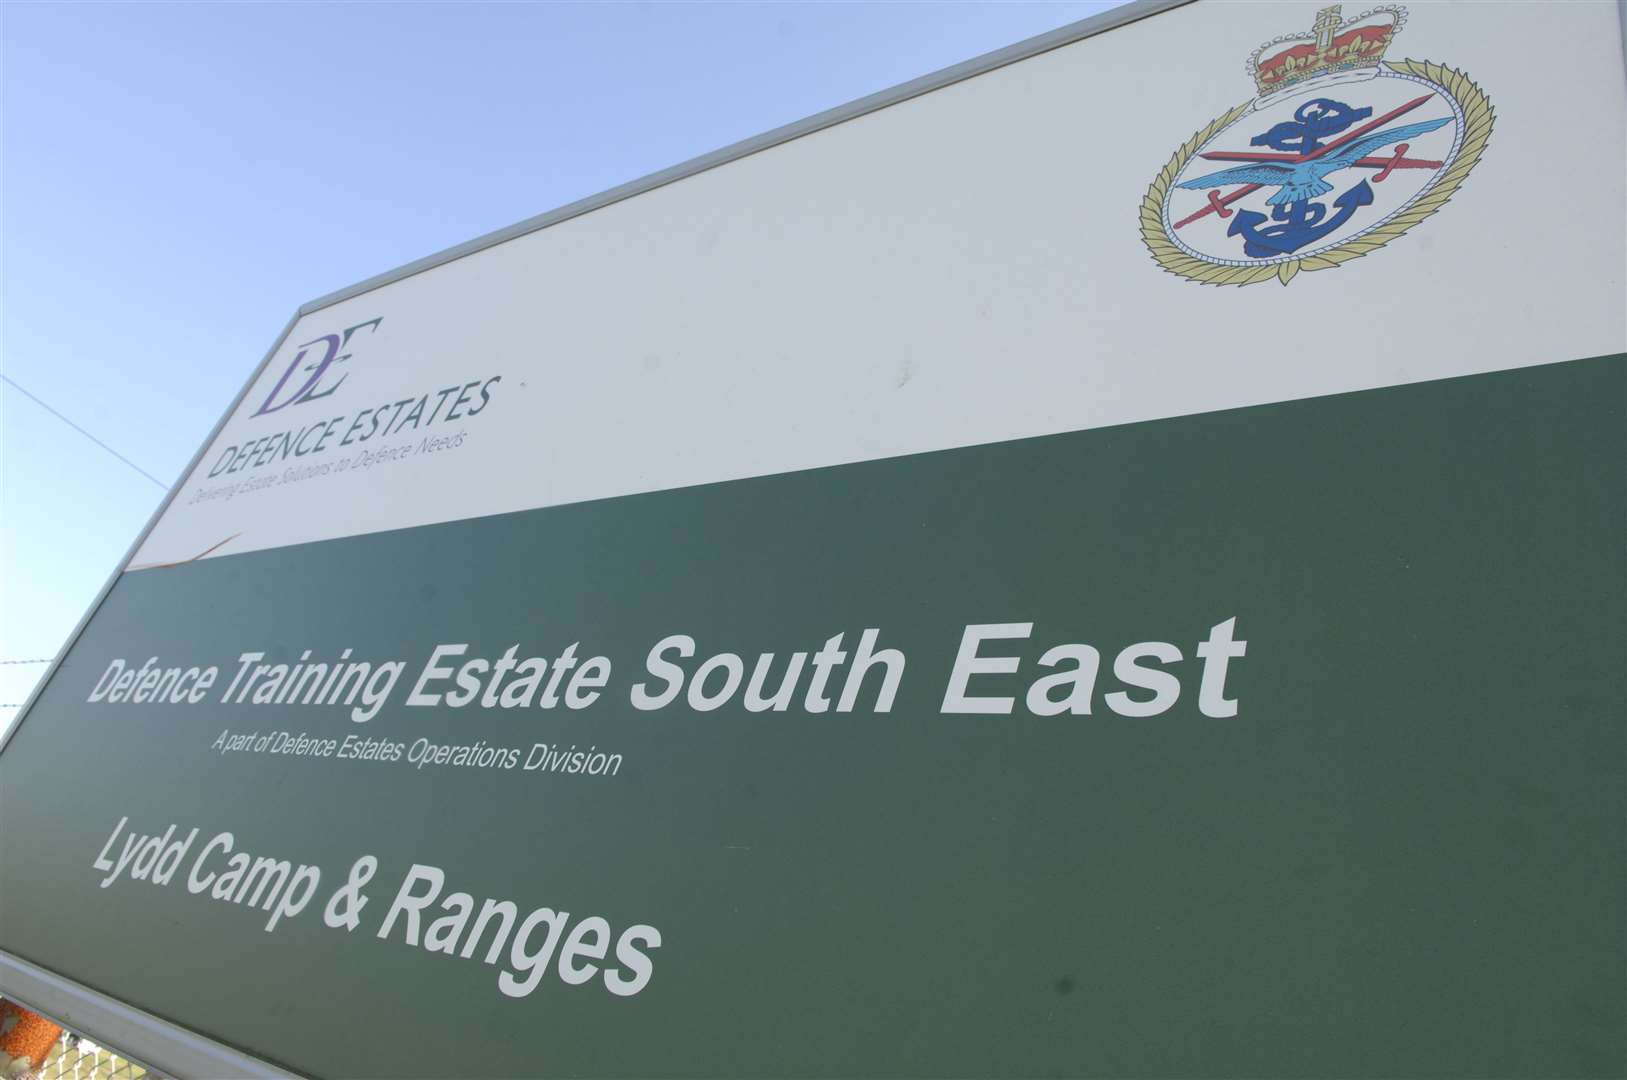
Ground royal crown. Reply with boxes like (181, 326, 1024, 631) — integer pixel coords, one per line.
(1247, 5, 1405, 106)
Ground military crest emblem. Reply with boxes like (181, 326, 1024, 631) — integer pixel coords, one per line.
(1141, 4, 1493, 286)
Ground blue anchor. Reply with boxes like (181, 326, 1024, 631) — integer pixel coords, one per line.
(1226, 179, 1376, 257)
(1176, 95, 1452, 260)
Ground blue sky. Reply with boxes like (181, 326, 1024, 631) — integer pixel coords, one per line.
(0, 1, 1119, 732)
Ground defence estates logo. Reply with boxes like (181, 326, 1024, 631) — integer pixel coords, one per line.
(1140, 4, 1493, 287)
(200, 316, 501, 486)
(252, 318, 382, 417)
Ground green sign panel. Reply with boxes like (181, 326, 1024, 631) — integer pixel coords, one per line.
(3, 357, 1623, 1076)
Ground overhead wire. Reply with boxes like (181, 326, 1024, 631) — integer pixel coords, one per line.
(1, 373, 169, 490)
(2, 379, 167, 692)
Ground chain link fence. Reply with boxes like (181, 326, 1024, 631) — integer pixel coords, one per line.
(33, 1033, 156, 1080)
(1, 999, 161, 1080)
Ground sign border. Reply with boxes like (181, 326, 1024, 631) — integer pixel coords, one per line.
(4, 1, 1622, 1072)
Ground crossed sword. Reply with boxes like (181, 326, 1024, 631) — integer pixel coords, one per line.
(1174, 92, 1444, 230)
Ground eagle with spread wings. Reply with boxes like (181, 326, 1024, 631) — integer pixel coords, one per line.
(1176, 117, 1453, 206)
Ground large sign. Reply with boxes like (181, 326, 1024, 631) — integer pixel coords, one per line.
(2, 3, 1623, 1077)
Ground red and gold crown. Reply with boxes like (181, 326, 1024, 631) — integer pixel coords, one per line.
(1247, 5, 1405, 105)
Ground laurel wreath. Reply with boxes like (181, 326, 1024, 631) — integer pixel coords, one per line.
(1139, 60, 1494, 286)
